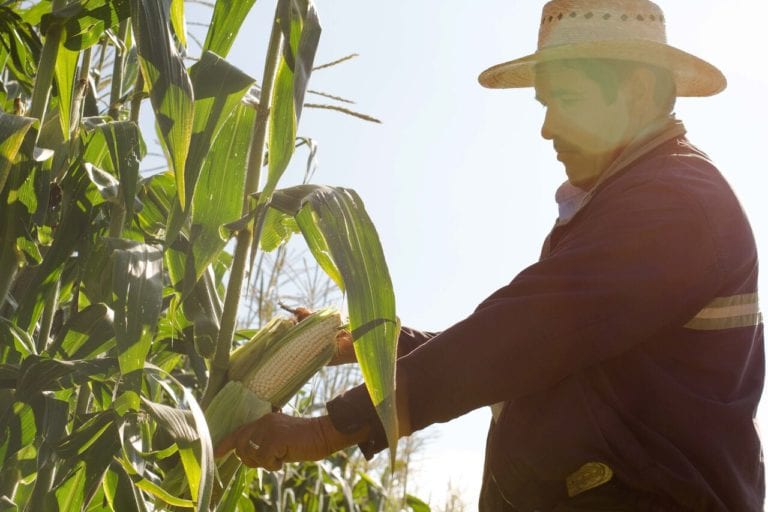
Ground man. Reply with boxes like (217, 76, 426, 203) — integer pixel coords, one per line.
(216, 1, 764, 510)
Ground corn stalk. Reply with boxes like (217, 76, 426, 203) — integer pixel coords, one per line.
(202, 5, 284, 408)
(0, 0, 406, 509)
(28, 0, 66, 125)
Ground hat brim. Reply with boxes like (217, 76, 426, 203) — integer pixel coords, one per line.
(478, 39, 726, 97)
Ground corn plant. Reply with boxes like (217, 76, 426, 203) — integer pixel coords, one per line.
(0, 1, 400, 510)
(232, 250, 428, 512)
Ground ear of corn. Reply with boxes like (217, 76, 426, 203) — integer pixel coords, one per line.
(206, 308, 341, 446)
(227, 316, 295, 382)
(242, 308, 340, 407)
(205, 380, 272, 446)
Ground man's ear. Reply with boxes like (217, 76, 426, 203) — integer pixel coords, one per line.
(625, 66, 658, 107)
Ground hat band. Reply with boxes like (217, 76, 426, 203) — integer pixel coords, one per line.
(539, 9, 667, 49)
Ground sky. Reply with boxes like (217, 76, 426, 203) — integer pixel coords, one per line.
(175, 1, 768, 508)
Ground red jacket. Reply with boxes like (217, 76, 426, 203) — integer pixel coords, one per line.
(327, 134, 764, 511)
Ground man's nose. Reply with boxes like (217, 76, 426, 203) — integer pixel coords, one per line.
(540, 108, 555, 140)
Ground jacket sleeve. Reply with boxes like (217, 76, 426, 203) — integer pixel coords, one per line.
(397, 326, 439, 357)
(328, 174, 725, 455)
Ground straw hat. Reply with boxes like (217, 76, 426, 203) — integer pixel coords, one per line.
(478, 0, 726, 96)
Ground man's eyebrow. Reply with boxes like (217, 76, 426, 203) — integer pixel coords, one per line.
(550, 88, 581, 98)
(534, 88, 580, 105)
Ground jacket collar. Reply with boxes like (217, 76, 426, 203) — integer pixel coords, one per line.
(554, 117, 687, 226)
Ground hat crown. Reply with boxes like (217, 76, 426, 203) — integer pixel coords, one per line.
(539, 0, 667, 49)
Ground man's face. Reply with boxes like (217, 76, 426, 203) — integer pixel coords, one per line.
(534, 61, 639, 189)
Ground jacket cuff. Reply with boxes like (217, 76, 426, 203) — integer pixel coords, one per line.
(326, 384, 388, 460)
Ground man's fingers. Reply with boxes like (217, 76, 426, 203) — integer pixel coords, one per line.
(263, 458, 283, 471)
(214, 421, 257, 458)
(235, 444, 261, 468)
(328, 330, 356, 366)
(234, 438, 283, 470)
(214, 412, 339, 469)
(294, 307, 312, 321)
(214, 432, 237, 458)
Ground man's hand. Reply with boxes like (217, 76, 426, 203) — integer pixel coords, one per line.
(328, 329, 356, 365)
(214, 413, 368, 470)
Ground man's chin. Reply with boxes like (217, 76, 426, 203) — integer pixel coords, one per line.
(565, 172, 596, 191)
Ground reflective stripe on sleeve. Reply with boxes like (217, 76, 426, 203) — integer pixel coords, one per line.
(684, 293, 762, 330)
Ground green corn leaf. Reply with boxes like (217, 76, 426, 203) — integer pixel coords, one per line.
(145, 365, 213, 512)
(302, 189, 399, 464)
(14, 160, 102, 331)
(0, 400, 35, 466)
(130, 0, 194, 210)
(266, 184, 399, 464)
(55, 411, 118, 460)
(84, 162, 120, 202)
(110, 240, 163, 410)
(53, 42, 78, 141)
(178, 446, 203, 505)
(262, 0, 320, 202)
(169, 0, 187, 49)
(52, 412, 122, 510)
(141, 399, 204, 503)
(202, 0, 257, 58)
(106, 462, 150, 512)
(166, 51, 254, 248)
(79, 420, 122, 509)
(0, 363, 19, 390)
(30, 393, 70, 465)
(0, 112, 37, 196)
(290, 0, 320, 122)
(116, 453, 196, 508)
(0, 6, 42, 91)
(0, 124, 36, 309)
(53, 303, 115, 359)
(134, 479, 194, 509)
(406, 494, 431, 512)
(259, 205, 300, 252)
(265, 59, 296, 199)
(0, 158, 36, 311)
(55, 462, 86, 512)
(265, 184, 342, 286)
(187, 100, 255, 283)
(89, 121, 145, 219)
(141, 399, 197, 445)
(17, 1, 48, 25)
(15, 356, 117, 398)
(136, 171, 176, 239)
(0, 317, 35, 358)
(80, 118, 110, 167)
(215, 465, 248, 512)
(295, 206, 343, 289)
(180, 267, 223, 359)
(41, 0, 131, 51)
